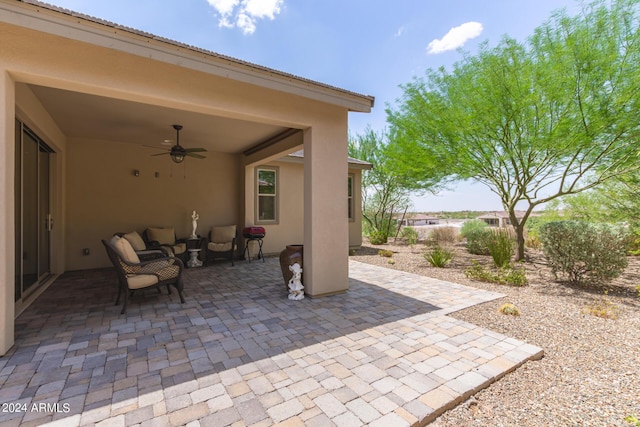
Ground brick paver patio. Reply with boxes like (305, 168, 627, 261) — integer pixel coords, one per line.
(0, 258, 543, 426)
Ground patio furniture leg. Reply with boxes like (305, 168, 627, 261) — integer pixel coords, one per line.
(115, 286, 122, 305)
(167, 284, 172, 295)
(175, 285, 185, 303)
(121, 290, 129, 314)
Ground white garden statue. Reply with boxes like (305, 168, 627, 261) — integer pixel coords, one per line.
(288, 262, 304, 300)
(190, 210, 199, 239)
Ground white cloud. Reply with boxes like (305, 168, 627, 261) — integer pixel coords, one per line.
(394, 26, 406, 38)
(427, 21, 483, 54)
(236, 12, 256, 35)
(207, 0, 283, 35)
(242, 0, 282, 19)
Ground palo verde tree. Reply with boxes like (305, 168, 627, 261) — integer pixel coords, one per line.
(387, 0, 640, 260)
(348, 127, 412, 242)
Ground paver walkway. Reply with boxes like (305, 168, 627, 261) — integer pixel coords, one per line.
(0, 259, 542, 426)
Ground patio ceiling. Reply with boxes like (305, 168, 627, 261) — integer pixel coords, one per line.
(26, 83, 290, 154)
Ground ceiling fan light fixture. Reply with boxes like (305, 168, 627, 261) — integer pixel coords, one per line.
(170, 152, 185, 163)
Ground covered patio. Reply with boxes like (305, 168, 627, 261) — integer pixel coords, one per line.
(0, 260, 542, 426)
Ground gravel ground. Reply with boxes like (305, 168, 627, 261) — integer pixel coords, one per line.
(351, 233, 640, 427)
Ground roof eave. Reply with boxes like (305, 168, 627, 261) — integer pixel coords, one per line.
(3, 0, 375, 112)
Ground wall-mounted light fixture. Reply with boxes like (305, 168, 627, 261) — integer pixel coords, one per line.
(133, 169, 140, 177)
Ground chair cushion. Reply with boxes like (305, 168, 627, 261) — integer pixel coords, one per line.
(208, 242, 236, 252)
(110, 235, 140, 264)
(154, 264, 180, 281)
(123, 231, 146, 251)
(126, 274, 159, 289)
(172, 243, 187, 255)
(211, 225, 236, 244)
(147, 227, 175, 245)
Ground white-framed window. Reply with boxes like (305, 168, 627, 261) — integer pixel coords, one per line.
(348, 174, 355, 221)
(256, 167, 278, 223)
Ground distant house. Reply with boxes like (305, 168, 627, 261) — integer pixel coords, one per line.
(397, 213, 440, 226)
(477, 211, 528, 227)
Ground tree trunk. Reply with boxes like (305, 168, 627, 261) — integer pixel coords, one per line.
(507, 208, 530, 262)
(515, 223, 526, 261)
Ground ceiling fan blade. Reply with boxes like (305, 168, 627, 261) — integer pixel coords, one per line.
(186, 152, 206, 159)
(143, 145, 169, 151)
(184, 147, 207, 153)
(151, 152, 171, 156)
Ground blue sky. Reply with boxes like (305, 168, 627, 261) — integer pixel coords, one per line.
(44, 0, 581, 211)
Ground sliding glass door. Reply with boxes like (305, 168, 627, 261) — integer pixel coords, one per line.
(15, 119, 53, 302)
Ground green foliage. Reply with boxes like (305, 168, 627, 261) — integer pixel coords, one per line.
(465, 228, 492, 255)
(539, 221, 630, 285)
(369, 231, 388, 245)
(400, 226, 419, 246)
(378, 249, 394, 258)
(387, 0, 640, 261)
(498, 303, 521, 316)
(460, 219, 488, 238)
(486, 228, 515, 268)
(349, 128, 412, 239)
(626, 415, 640, 426)
(465, 261, 528, 287)
(427, 227, 459, 246)
(425, 246, 453, 268)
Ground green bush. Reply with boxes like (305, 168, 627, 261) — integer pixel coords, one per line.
(465, 261, 528, 286)
(539, 221, 629, 285)
(400, 226, 419, 246)
(378, 249, 393, 258)
(369, 231, 388, 245)
(428, 226, 459, 246)
(425, 246, 453, 268)
(486, 228, 515, 268)
(460, 219, 488, 238)
(465, 228, 492, 255)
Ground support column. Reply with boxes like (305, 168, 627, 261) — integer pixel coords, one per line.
(0, 69, 15, 355)
(303, 116, 349, 296)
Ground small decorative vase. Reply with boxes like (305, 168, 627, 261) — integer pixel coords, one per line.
(279, 244, 303, 291)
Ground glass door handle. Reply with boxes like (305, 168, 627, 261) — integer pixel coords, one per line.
(46, 214, 54, 232)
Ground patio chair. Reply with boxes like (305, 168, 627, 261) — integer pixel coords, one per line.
(115, 231, 169, 261)
(102, 236, 185, 314)
(207, 225, 238, 266)
(143, 227, 188, 263)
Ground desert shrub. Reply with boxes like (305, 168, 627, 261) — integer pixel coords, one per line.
(498, 303, 521, 316)
(400, 226, 419, 246)
(425, 246, 453, 268)
(582, 291, 619, 320)
(369, 231, 388, 245)
(465, 261, 528, 286)
(378, 249, 393, 258)
(626, 232, 640, 255)
(465, 228, 492, 255)
(460, 219, 488, 238)
(539, 221, 629, 285)
(427, 226, 459, 246)
(486, 228, 515, 268)
(525, 233, 542, 250)
(625, 415, 640, 426)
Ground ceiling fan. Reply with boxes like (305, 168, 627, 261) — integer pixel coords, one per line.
(147, 124, 207, 163)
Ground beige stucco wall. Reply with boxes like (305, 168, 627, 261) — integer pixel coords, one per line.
(243, 160, 364, 257)
(65, 138, 241, 271)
